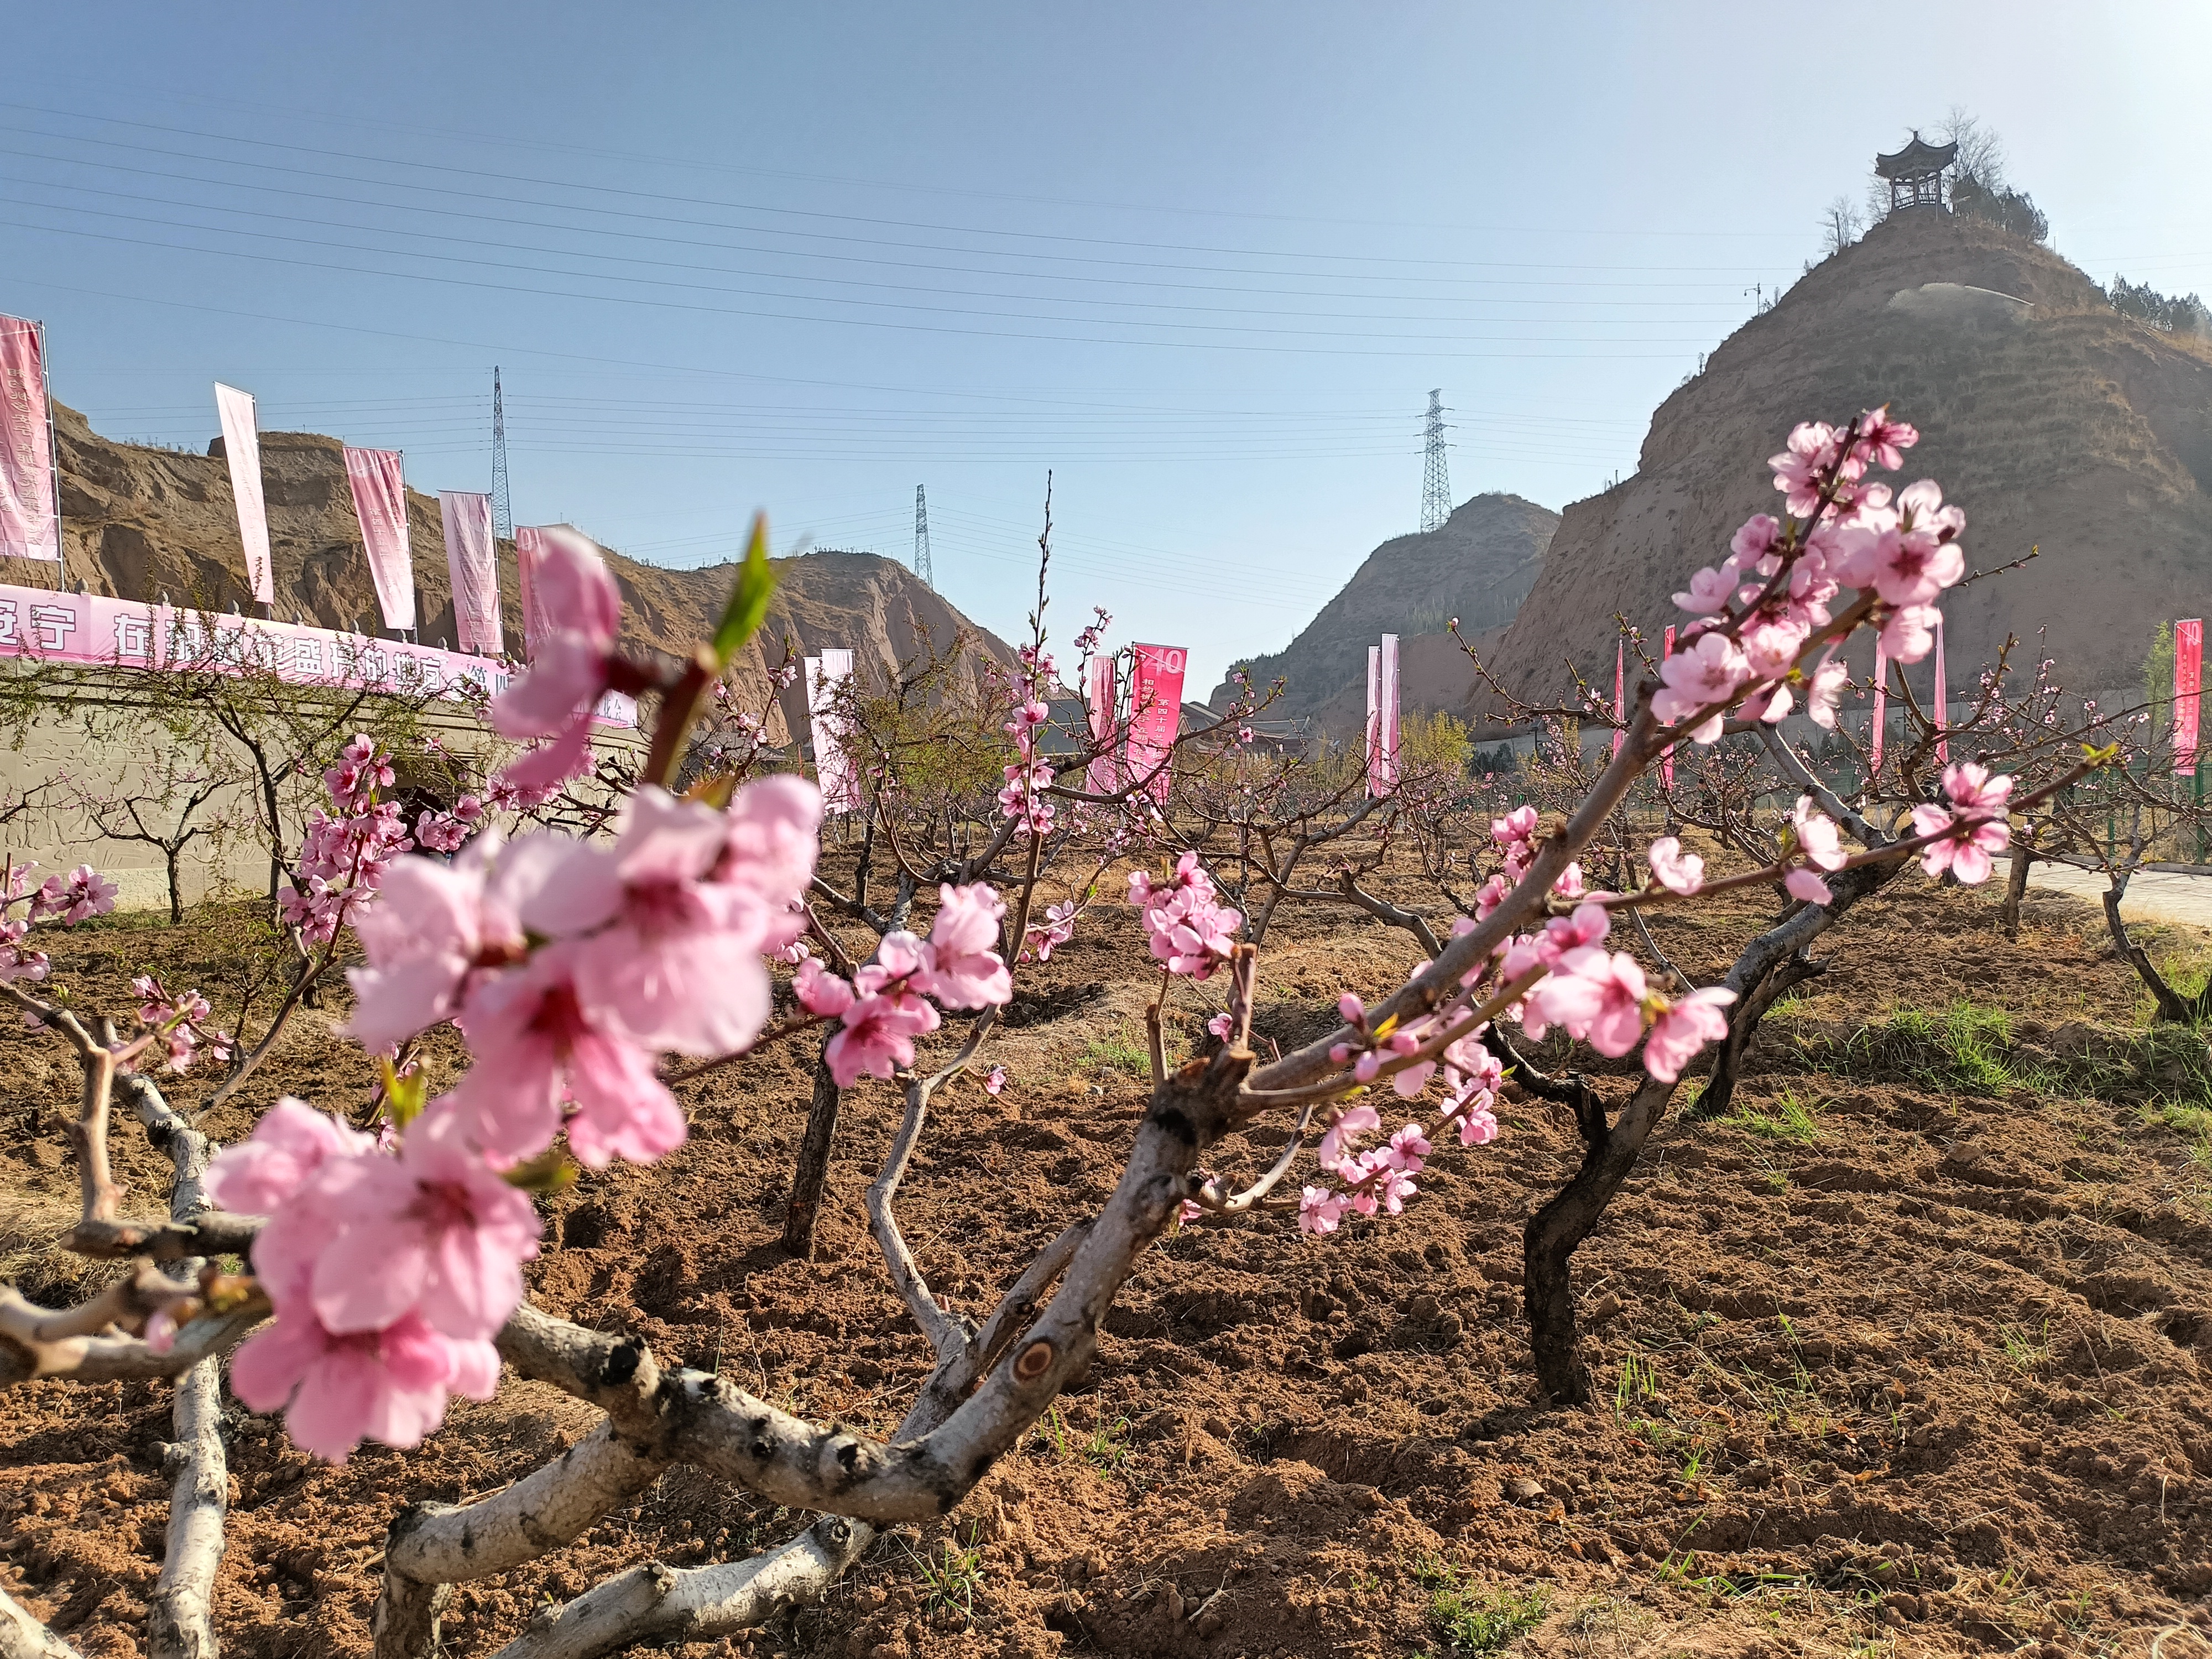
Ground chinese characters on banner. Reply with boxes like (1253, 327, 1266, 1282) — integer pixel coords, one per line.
(806, 648, 862, 815)
(439, 491, 501, 654)
(342, 446, 415, 632)
(1126, 643, 1187, 802)
(2176, 618, 2203, 777)
(214, 383, 273, 603)
(0, 317, 57, 563)
(0, 582, 637, 722)
(1085, 651, 1119, 794)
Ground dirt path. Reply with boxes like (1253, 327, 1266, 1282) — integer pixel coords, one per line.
(2028, 862, 2212, 930)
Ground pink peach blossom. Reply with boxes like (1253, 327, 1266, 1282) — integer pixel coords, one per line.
(916, 883, 1011, 1010)
(1642, 987, 1736, 1082)
(1297, 1185, 1348, 1235)
(229, 1307, 494, 1463)
(448, 943, 686, 1168)
(1646, 836, 1705, 895)
(491, 529, 624, 790)
(1651, 633, 1748, 743)
(207, 1098, 372, 1216)
(1785, 868, 1833, 905)
(304, 1107, 541, 1342)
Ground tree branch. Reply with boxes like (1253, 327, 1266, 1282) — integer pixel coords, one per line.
(865, 1018, 997, 1358)
(488, 1518, 868, 1659)
(0, 1587, 80, 1659)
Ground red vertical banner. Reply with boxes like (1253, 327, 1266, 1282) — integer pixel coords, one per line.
(1126, 643, 1188, 802)
(1611, 639, 1625, 760)
(1085, 651, 1119, 793)
(1871, 639, 1888, 771)
(0, 317, 58, 563)
(1661, 625, 1676, 788)
(342, 446, 415, 632)
(2176, 618, 2203, 776)
(439, 491, 500, 654)
(214, 384, 273, 602)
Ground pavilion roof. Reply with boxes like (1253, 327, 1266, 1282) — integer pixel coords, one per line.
(1876, 133, 1960, 179)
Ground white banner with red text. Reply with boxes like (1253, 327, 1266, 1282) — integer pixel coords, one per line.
(0, 583, 635, 726)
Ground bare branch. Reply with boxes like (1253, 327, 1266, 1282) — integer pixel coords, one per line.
(0, 1295, 265, 1390)
(147, 1355, 227, 1659)
(0, 1587, 80, 1659)
(489, 1518, 868, 1659)
(1333, 871, 1444, 956)
(866, 1018, 998, 1357)
(376, 1420, 676, 1658)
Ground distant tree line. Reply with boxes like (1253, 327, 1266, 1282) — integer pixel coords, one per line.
(2103, 275, 2212, 338)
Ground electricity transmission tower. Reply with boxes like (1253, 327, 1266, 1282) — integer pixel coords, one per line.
(913, 484, 934, 587)
(491, 367, 513, 539)
(1420, 389, 1451, 532)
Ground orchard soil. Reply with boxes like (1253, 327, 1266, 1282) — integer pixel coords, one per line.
(10, 858, 2212, 1657)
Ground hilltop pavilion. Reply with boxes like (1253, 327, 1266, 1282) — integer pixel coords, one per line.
(1876, 132, 1959, 213)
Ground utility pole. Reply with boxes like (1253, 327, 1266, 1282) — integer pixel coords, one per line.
(914, 484, 934, 587)
(1420, 389, 1451, 532)
(490, 366, 512, 539)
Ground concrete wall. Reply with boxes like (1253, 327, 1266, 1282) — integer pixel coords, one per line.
(0, 679, 640, 914)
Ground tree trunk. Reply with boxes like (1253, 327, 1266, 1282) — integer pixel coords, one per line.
(1696, 947, 1828, 1122)
(2100, 870, 2211, 1024)
(2000, 846, 2032, 941)
(165, 847, 184, 927)
(1522, 1074, 1674, 1405)
(781, 1046, 842, 1259)
(1692, 858, 1906, 1121)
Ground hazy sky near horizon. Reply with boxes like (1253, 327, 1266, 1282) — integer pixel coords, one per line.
(5, 2, 2208, 687)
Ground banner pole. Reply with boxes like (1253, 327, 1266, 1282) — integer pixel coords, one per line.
(38, 320, 59, 589)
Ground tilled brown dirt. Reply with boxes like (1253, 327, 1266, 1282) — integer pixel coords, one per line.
(8, 873, 2212, 1658)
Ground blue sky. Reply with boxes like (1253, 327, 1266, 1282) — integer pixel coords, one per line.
(6, 1, 2207, 687)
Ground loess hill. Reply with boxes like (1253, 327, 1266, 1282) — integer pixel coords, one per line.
(1477, 208, 2212, 708)
(1207, 492, 1556, 723)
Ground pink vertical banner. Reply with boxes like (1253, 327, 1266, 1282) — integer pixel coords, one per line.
(1364, 646, 1381, 794)
(1611, 640, 1625, 760)
(514, 525, 547, 660)
(0, 317, 58, 562)
(342, 446, 415, 632)
(439, 491, 500, 654)
(1932, 613, 1948, 765)
(1661, 625, 1676, 788)
(1368, 634, 1400, 796)
(213, 384, 273, 603)
(2176, 619, 2203, 776)
(1126, 642, 1188, 802)
(1085, 651, 1119, 793)
(806, 648, 860, 814)
(1870, 639, 1888, 771)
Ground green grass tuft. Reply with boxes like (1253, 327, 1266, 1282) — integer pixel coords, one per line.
(1724, 1089, 1822, 1145)
(1408, 1556, 1548, 1653)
